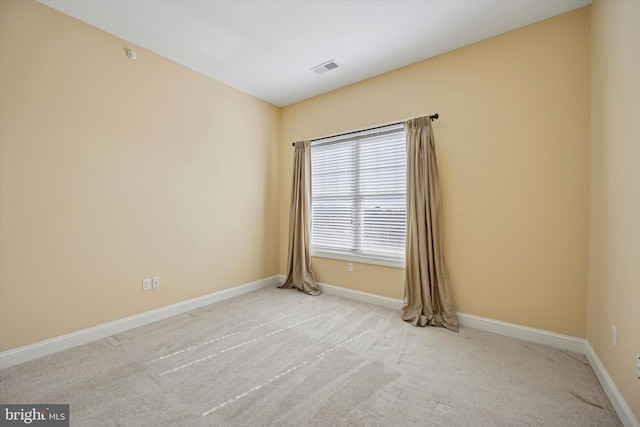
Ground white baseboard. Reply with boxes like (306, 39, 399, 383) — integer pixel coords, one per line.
(312, 280, 586, 353)
(456, 312, 587, 354)
(308, 280, 639, 425)
(0, 275, 280, 370)
(4, 275, 636, 426)
(585, 342, 640, 427)
(318, 282, 404, 310)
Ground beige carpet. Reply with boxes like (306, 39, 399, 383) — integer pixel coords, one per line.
(0, 285, 621, 426)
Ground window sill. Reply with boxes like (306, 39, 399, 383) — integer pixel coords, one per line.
(310, 250, 405, 269)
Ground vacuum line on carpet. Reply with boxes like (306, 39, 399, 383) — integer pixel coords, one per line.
(158, 314, 324, 377)
(264, 314, 323, 337)
(148, 331, 241, 364)
(250, 310, 306, 329)
(147, 310, 306, 364)
(158, 338, 258, 376)
(201, 329, 372, 417)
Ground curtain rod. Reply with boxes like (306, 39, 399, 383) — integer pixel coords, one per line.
(292, 113, 439, 146)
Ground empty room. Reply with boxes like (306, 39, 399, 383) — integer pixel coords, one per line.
(0, 0, 638, 425)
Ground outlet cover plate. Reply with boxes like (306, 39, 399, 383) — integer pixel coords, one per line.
(142, 278, 151, 291)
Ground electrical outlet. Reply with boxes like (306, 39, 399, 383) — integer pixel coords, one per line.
(348, 263, 353, 272)
(152, 277, 160, 289)
(636, 354, 640, 379)
(611, 324, 617, 347)
(142, 278, 151, 291)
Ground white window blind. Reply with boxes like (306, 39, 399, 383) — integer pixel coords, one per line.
(310, 124, 406, 266)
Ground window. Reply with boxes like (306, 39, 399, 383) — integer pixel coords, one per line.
(310, 124, 406, 267)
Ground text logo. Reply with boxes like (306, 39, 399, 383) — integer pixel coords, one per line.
(1, 405, 68, 426)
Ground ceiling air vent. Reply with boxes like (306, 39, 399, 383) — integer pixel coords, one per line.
(312, 60, 340, 75)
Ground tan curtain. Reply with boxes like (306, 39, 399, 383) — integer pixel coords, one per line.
(401, 117, 458, 331)
(279, 140, 321, 296)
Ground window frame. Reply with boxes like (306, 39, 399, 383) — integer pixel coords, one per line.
(309, 124, 406, 269)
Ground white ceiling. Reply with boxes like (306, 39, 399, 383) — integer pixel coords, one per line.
(38, 0, 590, 107)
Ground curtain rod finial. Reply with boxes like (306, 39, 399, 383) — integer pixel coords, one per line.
(432, 113, 439, 120)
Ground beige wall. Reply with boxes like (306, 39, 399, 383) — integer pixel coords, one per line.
(588, 0, 640, 419)
(0, 0, 280, 351)
(279, 8, 591, 338)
